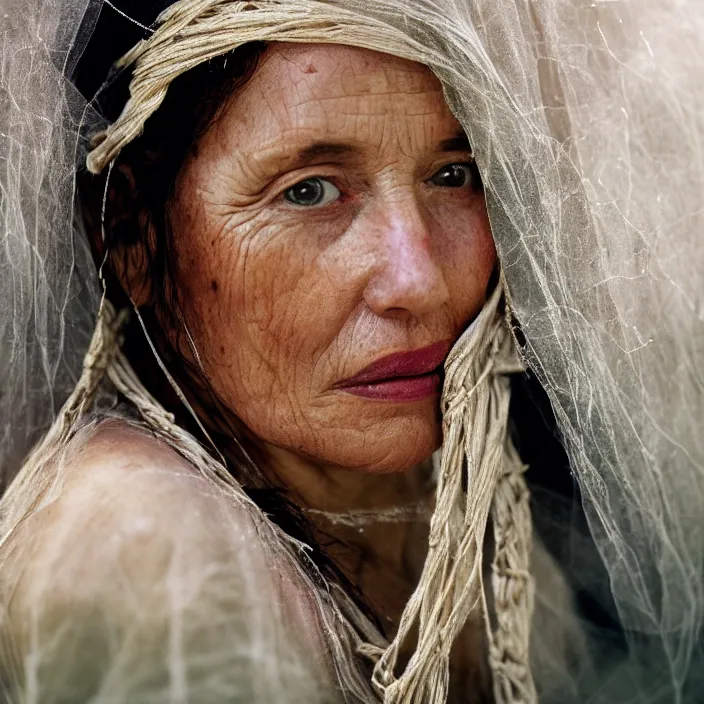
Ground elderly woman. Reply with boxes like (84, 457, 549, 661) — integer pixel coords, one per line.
(2, 1, 703, 703)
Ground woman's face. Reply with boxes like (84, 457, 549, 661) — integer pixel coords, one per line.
(169, 43, 495, 474)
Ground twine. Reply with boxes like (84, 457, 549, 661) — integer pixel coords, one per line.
(367, 285, 534, 703)
(83, 1, 537, 700)
(0, 302, 127, 539)
(86, 0, 434, 175)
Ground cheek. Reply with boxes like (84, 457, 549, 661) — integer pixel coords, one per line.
(171, 210, 349, 434)
(168, 185, 496, 472)
(433, 197, 496, 321)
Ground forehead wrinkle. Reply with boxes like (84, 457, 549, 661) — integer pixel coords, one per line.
(266, 92, 452, 160)
(341, 52, 438, 97)
(282, 88, 446, 114)
(237, 109, 423, 172)
(359, 107, 447, 163)
(270, 41, 436, 92)
(239, 48, 449, 139)
(265, 54, 443, 108)
(238, 109, 466, 182)
(202, 48, 468, 184)
(213, 80, 290, 159)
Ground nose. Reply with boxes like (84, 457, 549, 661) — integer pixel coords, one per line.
(363, 195, 450, 319)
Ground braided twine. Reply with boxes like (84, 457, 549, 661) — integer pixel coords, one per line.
(364, 284, 535, 704)
(82, 1, 537, 701)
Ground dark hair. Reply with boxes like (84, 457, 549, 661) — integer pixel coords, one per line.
(72, 4, 615, 650)
(96, 43, 268, 328)
(76, 42, 271, 458)
(74, 4, 267, 325)
(74, 7, 383, 630)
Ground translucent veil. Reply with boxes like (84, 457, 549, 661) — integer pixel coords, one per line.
(0, 0, 100, 490)
(1, 0, 703, 702)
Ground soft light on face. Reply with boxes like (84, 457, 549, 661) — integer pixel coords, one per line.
(169, 43, 496, 474)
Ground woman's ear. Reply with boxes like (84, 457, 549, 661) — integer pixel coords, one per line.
(82, 162, 154, 307)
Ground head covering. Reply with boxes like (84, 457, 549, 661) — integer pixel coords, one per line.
(1, 1, 703, 702)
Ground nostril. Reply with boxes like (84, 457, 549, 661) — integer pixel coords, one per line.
(384, 306, 412, 319)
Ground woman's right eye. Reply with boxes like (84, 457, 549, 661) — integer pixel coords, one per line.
(283, 177, 341, 207)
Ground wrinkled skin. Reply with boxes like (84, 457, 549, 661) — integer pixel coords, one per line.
(0, 45, 558, 704)
(0, 43, 594, 704)
(168, 43, 496, 483)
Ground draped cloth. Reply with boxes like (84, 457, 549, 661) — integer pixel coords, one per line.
(1, 0, 703, 701)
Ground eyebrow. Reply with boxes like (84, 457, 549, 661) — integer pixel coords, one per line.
(294, 134, 473, 161)
(295, 141, 362, 162)
(251, 132, 473, 179)
(437, 133, 472, 153)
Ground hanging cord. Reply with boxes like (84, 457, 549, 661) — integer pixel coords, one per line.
(489, 438, 535, 703)
(0, 296, 127, 543)
(104, 1, 156, 34)
(362, 284, 535, 704)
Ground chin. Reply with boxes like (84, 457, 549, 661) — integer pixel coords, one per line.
(243, 392, 443, 474)
(327, 408, 442, 474)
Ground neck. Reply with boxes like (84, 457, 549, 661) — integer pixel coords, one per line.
(260, 442, 433, 513)
(123, 322, 436, 634)
(254, 443, 436, 635)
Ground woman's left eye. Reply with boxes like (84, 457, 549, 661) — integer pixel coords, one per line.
(283, 177, 341, 207)
(429, 163, 477, 188)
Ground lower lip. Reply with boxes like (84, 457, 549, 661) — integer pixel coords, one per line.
(338, 371, 442, 402)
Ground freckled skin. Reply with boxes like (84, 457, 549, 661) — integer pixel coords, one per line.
(169, 43, 496, 477)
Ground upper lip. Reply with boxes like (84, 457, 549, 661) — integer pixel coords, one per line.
(336, 340, 453, 387)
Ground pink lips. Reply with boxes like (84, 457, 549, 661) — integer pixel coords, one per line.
(335, 340, 452, 402)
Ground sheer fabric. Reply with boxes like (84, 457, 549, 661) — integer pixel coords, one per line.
(1, 1, 702, 701)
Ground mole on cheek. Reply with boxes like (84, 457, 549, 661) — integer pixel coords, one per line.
(211, 279, 219, 292)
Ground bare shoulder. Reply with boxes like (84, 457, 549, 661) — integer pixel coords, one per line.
(63, 419, 235, 509)
(14, 418, 274, 579)
(0, 419, 332, 701)
(7, 419, 267, 592)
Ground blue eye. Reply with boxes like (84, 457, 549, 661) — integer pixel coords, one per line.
(283, 177, 341, 207)
(429, 163, 479, 189)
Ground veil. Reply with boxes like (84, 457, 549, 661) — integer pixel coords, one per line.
(1, 0, 703, 702)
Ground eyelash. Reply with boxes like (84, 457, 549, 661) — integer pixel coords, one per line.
(279, 161, 480, 209)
